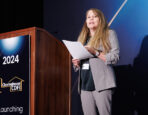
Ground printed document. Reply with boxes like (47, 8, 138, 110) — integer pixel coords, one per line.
(62, 40, 94, 60)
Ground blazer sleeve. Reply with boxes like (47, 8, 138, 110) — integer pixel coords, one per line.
(105, 30, 120, 65)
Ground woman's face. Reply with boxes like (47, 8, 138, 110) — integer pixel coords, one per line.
(86, 10, 100, 30)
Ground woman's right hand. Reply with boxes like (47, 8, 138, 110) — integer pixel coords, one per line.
(72, 59, 80, 68)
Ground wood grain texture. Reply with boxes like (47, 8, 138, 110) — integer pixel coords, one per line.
(0, 27, 71, 115)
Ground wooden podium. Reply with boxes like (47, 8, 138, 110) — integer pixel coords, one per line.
(0, 27, 71, 115)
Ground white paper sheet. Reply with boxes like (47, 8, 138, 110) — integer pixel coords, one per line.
(62, 40, 94, 60)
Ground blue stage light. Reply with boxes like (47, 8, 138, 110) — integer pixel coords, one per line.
(0, 36, 24, 55)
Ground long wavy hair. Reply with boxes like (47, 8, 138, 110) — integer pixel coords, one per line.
(78, 8, 111, 53)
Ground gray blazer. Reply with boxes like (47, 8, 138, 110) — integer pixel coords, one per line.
(76, 29, 120, 93)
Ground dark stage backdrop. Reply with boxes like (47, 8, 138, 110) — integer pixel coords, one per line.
(1, 0, 148, 115)
(44, 0, 148, 66)
(44, 0, 148, 115)
(0, 0, 43, 34)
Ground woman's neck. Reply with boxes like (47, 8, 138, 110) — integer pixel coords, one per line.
(89, 28, 96, 37)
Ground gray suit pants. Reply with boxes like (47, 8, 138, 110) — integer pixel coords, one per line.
(80, 90, 112, 115)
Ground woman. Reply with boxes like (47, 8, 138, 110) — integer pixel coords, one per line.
(72, 8, 120, 115)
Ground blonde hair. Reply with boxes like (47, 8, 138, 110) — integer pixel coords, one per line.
(78, 8, 111, 53)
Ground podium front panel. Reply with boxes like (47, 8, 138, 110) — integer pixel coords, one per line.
(0, 35, 31, 115)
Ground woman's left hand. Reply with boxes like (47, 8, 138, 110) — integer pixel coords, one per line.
(85, 46, 106, 62)
(85, 46, 96, 55)
(98, 52, 106, 62)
